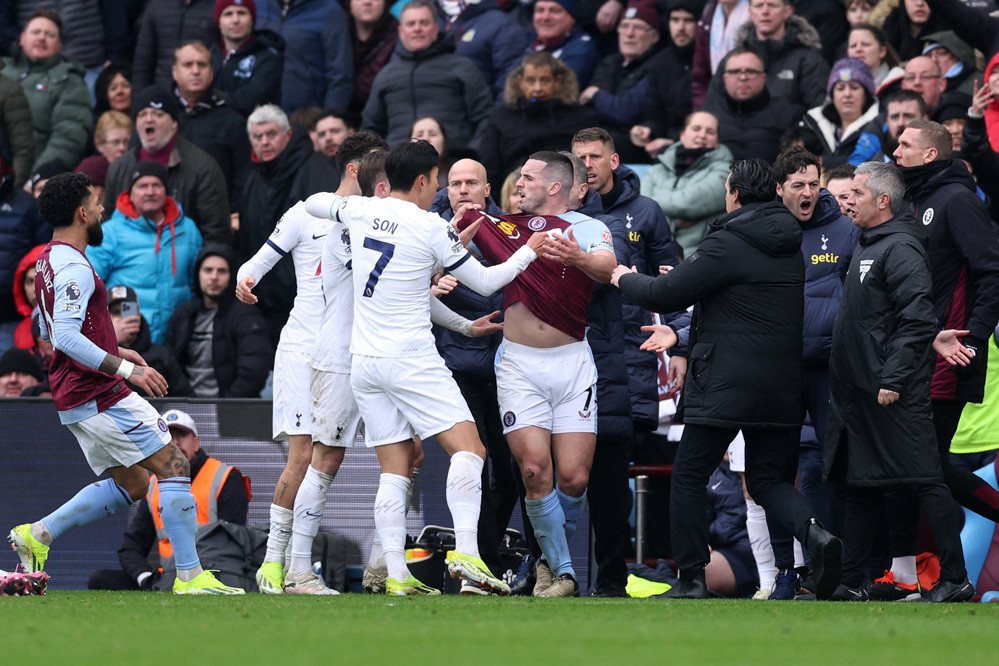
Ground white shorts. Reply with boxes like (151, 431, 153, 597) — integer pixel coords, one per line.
(494, 339, 597, 435)
(310, 368, 364, 447)
(727, 431, 747, 473)
(273, 347, 313, 439)
(66, 393, 172, 474)
(351, 353, 473, 447)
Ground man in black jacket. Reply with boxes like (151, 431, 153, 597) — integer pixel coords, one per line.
(165, 244, 273, 398)
(210, 0, 285, 116)
(825, 161, 972, 602)
(612, 158, 841, 599)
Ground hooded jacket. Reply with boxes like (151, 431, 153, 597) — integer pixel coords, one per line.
(361, 34, 493, 150)
(883, 3, 947, 62)
(12, 244, 44, 350)
(900, 159, 999, 403)
(1, 45, 92, 172)
(825, 213, 943, 485)
(0, 174, 48, 325)
(123, 314, 192, 397)
(164, 244, 273, 398)
(211, 29, 286, 117)
(87, 193, 203, 345)
(587, 43, 662, 161)
(800, 98, 883, 168)
(639, 40, 695, 144)
(131, 0, 219, 92)
(257, 0, 353, 111)
(618, 201, 805, 428)
(441, 0, 528, 100)
(926, 0, 999, 60)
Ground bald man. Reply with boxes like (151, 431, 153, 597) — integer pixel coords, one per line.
(901, 56, 948, 112)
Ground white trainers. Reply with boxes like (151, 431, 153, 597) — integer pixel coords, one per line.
(283, 570, 340, 595)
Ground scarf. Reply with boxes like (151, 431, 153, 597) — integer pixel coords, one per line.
(709, 0, 750, 74)
(674, 146, 711, 177)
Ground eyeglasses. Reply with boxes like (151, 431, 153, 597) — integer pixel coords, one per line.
(724, 69, 764, 78)
(902, 73, 941, 83)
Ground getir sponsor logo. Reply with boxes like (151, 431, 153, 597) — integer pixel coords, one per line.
(811, 253, 839, 264)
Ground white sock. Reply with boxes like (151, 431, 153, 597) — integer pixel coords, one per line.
(368, 534, 385, 569)
(264, 504, 294, 564)
(891, 556, 918, 585)
(176, 565, 205, 582)
(375, 473, 411, 581)
(31, 522, 54, 546)
(746, 498, 777, 590)
(289, 466, 334, 576)
(794, 539, 805, 569)
(447, 451, 484, 556)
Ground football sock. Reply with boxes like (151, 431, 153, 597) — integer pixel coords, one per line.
(447, 451, 484, 556)
(41, 479, 133, 542)
(526, 489, 574, 578)
(157, 478, 201, 573)
(891, 556, 918, 585)
(794, 539, 805, 569)
(746, 498, 777, 591)
(264, 504, 294, 564)
(289, 465, 334, 576)
(368, 535, 385, 569)
(556, 487, 586, 545)
(407, 466, 421, 514)
(375, 473, 411, 581)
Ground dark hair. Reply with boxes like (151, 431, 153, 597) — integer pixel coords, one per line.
(317, 108, 353, 128)
(336, 131, 390, 174)
(728, 159, 776, 205)
(26, 9, 63, 40)
(358, 150, 389, 197)
(572, 127, 615, 153)
(825, 163, 856, 182)
(849, 24, 900, 68)
(908, 119, 953, 160)
(527, 150, 574, 196)
(173, 39, 211, 64)
(409, 116, 448, 159)
(723, 46, 766, 70)
(37, 173, 93, 228)
(289, 106, 323, 132)
(779, 126, 824, 157)
(385, 140, 438, 192)
(400, 0, 435, 18)
(774, 146, 822, 185)
(885, 89, 928, 117)
(94, 62, 132, 116)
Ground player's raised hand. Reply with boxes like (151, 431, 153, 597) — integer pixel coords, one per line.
(235, 276, 257, 304)
(431, 274, 459, 297)
(469, 310, 503, 338)
(456, 213, 485, 249)
(640, 324, 678, 352)
(542, 228, 585, 266)
(131, 364, 169, 398)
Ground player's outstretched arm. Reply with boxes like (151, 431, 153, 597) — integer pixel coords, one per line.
(305, 192, 340, 220)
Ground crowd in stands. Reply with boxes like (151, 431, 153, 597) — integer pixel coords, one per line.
(4, 0, 999, 599)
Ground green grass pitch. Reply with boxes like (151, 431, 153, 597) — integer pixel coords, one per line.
(2, 593, 997, 664)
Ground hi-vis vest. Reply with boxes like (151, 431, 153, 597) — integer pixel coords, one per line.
(148, 457, 233, 570)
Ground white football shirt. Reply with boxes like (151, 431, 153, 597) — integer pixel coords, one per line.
(312, 200, 355, 373)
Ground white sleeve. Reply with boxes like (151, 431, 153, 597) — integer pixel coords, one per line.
(449, 245, 536, 296)
(429, 296, 473, 336)
(236, 242, 284, 287)
(237, 205, 302, 285)
(305, 192, 341, 220)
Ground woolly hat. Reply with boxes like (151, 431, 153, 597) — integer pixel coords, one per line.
(131, 86, 179, 122)
(76, 155, 109, 187)
(128, 160, 168, 192)
(622, 0, 662, 31)
(0, 347, 44, 382)
(214, 0, 257, 25)
(536, 0, 579, 20)
(827, 57, 876, 101)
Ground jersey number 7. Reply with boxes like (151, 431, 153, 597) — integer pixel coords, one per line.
(362, 237, 396, 298)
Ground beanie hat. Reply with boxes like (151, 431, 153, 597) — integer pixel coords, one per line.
(131, 86, 180, 122)
(29, 160, 68, 191)
(76, 155, 109, 187)
(214, 0, 257, 25)
(128, 160, 169, 192)
(622, 0, 662, 32)
(537, 0, 579, 20)
(0, 347, 44, 382)
(827, 57, 875, 101)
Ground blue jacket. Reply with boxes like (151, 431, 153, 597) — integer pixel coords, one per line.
(580, 189, 634, 441)
(257, 0, 353, 112)
(528, 25, 600, 88)
(440, 1, 528, 101)
(88, 194, 203, 344)
(430, 188, 505, 377)
(603, 166, 679, 431)
(799, 189, 857, 367)
(0, 178, 49, 323)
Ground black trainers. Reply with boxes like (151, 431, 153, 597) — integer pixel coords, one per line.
(509, 554, 536, 596)
(804, 520, 842, 601)
(652, 571, 709, 599)
(867, 570, 922, 601)
(769, 568, 800, 600)
(828, 583, 868, 601)
(923, 577, 974, 603)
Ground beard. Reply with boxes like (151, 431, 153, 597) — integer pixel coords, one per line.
(86, 221, 104, 246)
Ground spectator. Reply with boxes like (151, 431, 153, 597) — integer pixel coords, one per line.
(410, 116, 451, 187)
(925, 0, 999, 60)
(690, 0, 751, 109)
(0, 72, 34, 188)
(0, 347, 44, 397)
(640, 110, 731, 255)
(237, 104, 339, 344)
(901, 55, 948, 115)
(1, 10, 91, 174)
(847, 24, 904, 99)
(791, 0, 849, 66)
(348, 0, 399, 123)
(823, 163, 856, 215)
(88, 161, 204, 345)
(500, 169, 521, 212)
(472, 51, 599, 188)
(882, 88, 928, 158)
(94, 63, 133, 117)
(701, 47, 804, 161)
(844, 0, 875, 27)
(439, 0, 527, 101)
(28, 161, 69, 199)
(316, 109, 356, 161)
(0, 146, 49, 353)
(16, 1, 108, 84)
(362, 0, 492, 151)
(165, 244, 273, 398)
(579, 0, 664, 164)
(11, 244, 45, 353)
(91, 111, 133, 167)
(529, 0, 601, 87)
(132, 0, 219, 92)
(704, 0, 830, 111)
(105, 86, 231, 244)
(75, 155, 110, 201)
(107, 284, 191, 396)
(211, 0, 286, 117)
(800, 58, 883, 168)
(173, 41, 252, 214)
(961, 68, 999, 220)
(923, 30, 978, 97)
(87, 409, 251, 591)
(628, 0, 699, 159)
(289, 106, 323, 151)
(257, 0, 353, 112)
(934, 98, 969, 152)
(883, 0, 944, 61)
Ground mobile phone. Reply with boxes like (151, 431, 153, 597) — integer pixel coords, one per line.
(120, 300, 139, 320)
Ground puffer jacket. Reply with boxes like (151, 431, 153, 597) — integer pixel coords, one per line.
(0, 72, 35, 187)
(800, 99, 883, 168)
(87, 193, 203, 344)
(132, 0, 219, 91)
(17, 0, 106, 67)
(211, 29, 286, 116)
(0, 177, 48, 324)
(440, 0, 528, 100)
